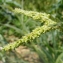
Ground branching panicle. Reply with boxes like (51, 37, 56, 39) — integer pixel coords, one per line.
(1, 8, 57, 51)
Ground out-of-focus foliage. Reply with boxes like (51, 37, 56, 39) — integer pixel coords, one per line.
(0, 0, 63, 63)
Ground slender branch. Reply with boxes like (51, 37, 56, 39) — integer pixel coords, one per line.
(1, 24, 55, 51)
(14, 8, 57, 25)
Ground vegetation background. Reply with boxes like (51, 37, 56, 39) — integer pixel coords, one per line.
(0, 0, 63, 63)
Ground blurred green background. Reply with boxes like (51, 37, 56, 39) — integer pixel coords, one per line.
(0, 0, 63, 63)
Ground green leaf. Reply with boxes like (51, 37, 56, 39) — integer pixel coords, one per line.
(55, 53, 63, 63)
